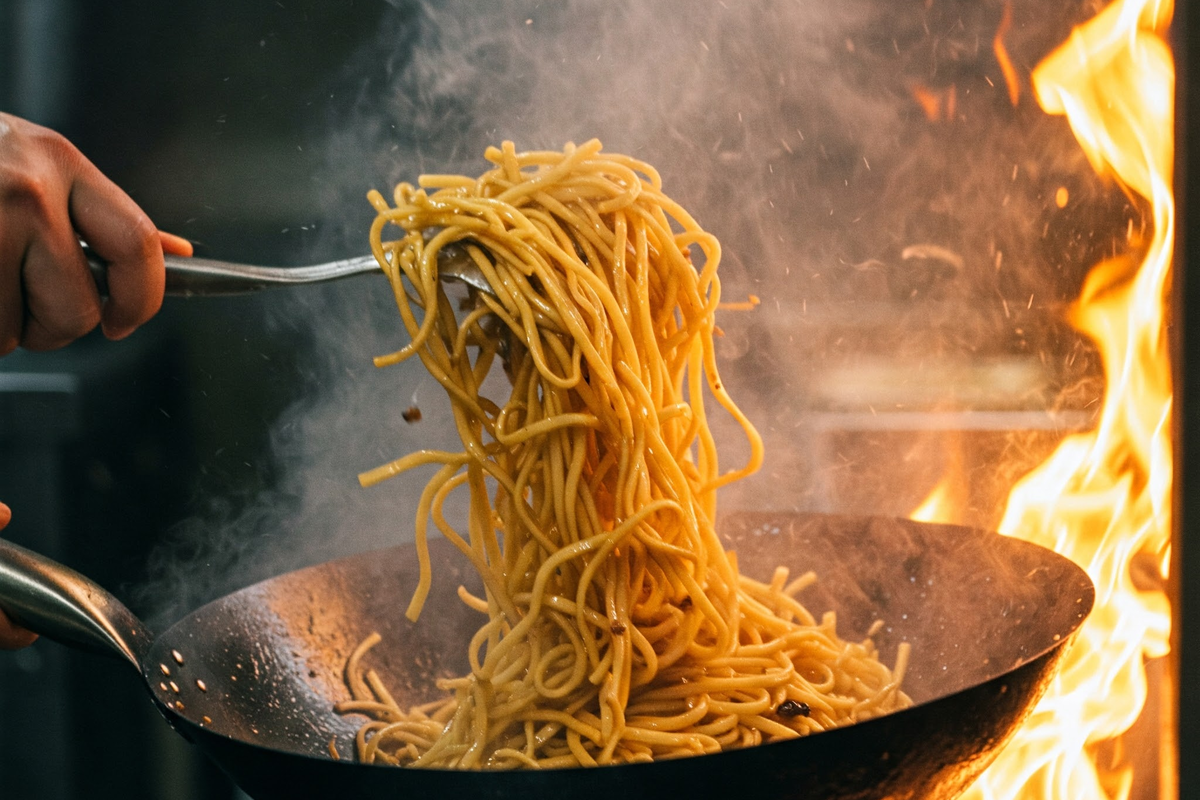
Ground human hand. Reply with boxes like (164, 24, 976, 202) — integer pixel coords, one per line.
(0, 503, 38, 650)
(0, 112, 193, 356)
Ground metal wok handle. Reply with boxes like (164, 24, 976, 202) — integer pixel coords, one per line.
(0, 538, 152, 671)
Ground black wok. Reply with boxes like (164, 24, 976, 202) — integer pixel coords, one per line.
(0, 513, 1093, 800)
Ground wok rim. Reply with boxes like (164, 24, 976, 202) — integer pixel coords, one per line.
(139, 513, 1096, 777)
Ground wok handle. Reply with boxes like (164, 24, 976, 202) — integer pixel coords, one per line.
(0, 538, 152, 671)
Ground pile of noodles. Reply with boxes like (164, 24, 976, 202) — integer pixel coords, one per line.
(336, 140, 910, 768)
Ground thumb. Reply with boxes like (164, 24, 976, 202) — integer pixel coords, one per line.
(0, 608, 37, 650)
(0, 503, 38, 648)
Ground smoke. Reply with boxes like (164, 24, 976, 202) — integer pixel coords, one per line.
(141, 0, 1111, 623)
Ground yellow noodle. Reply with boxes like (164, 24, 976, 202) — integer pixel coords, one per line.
(339, 141, 910, 768)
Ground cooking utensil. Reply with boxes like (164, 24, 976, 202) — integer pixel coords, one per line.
(0, 513, 1093, 800)
(84, 242, 493, 297)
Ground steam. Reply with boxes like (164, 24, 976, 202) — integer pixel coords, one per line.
(141, 0, 1109, 623)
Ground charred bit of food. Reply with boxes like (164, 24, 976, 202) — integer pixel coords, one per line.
(776, 700, 811, 718)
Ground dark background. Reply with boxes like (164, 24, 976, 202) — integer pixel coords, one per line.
(0, 2, 392, 797)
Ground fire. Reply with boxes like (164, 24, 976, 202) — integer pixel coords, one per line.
(910, 477, 957, 525)
(993, 0, 1021, 107)
(910, 82, 958, 122)
(920, 0, 1175, 797)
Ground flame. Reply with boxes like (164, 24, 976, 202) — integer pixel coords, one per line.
(962, 1, 1174, 798)
(994, 0, 1021, 107)
(910, 82, 958, 122)
(910, 478, 957, 524)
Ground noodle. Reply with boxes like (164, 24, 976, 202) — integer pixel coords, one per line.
(337, 140, 910, 768)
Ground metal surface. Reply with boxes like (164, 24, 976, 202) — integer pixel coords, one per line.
(84, 242, 492, 297)
(0, 513, 1094, 800)
(0, 539, 151, 668)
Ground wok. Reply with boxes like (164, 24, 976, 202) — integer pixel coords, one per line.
(0, 512, 1093, 800)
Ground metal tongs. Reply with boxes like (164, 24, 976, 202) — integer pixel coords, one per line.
(84, 242, 493, 298)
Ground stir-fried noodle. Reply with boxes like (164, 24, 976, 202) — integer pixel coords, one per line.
(337, 140, 910, 768)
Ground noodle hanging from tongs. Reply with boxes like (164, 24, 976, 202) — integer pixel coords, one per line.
(337, 140, 910, 768)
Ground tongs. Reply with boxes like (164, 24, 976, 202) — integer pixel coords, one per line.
(84, 242, 493, 298)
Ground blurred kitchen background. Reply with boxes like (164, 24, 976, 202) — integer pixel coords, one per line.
(1, 2, 394, 797)
(0, 0, 1137, 797)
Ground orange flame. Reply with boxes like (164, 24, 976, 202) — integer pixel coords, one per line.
(909, 478, 957, 524)
(994, 0, 1022, 107)
(962, 1, 1174, 798)
(910, 82, 959, 122)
